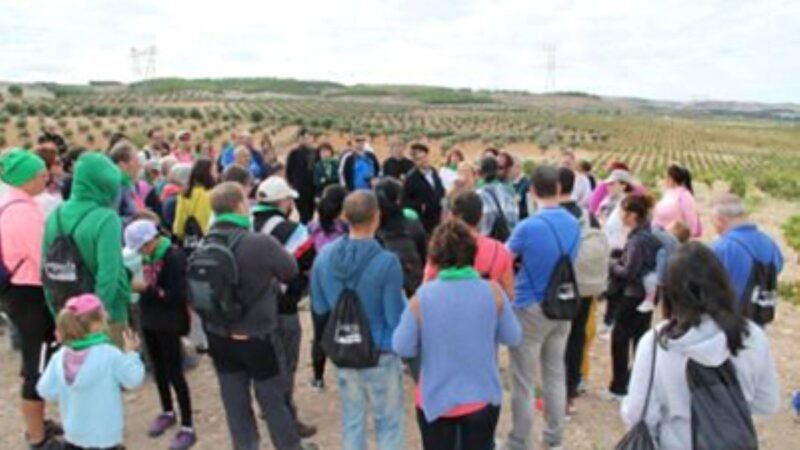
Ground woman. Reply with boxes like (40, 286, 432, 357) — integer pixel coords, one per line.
(599, 169, 636, 252)
(653, 164, 702, 238)
(172, 157, 215, 245)
(496, 151, 514, 182)
(375, 177, 428, 297)
(589, 161, 647, 215)
(606, 194, 662, 399)
(35, 144, 64, 217)
(439, 149, 464, 192)
(452, 161, 477, 193)
(393, 219, 521, 450)
(621, 242, 779, 450)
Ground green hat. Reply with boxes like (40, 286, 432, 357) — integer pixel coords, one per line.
(0, 148, 46, 187)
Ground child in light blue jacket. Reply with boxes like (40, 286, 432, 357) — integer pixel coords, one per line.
(37, 294, 145, 449)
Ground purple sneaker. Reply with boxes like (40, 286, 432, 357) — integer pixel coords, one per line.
(170, 429, 197, 450)
(148, 413, 176, 437)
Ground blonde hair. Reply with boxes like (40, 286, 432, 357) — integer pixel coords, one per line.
(57, 307, 106, 343)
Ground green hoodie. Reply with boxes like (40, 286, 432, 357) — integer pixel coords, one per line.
(42, 152, 131, 323)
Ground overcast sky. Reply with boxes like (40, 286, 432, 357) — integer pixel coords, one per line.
(1, 0, 798, 103)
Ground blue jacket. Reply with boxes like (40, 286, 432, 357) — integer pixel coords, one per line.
(37, 345, 145, 448)
(711, 223, 783, 303)
(311, 236, 406, 352)
(219, 145, 269, 180)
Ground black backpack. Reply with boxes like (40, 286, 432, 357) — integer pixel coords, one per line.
(322, 253, 381, 369)
(182, 215, 204, 254)
(186, 229, 247, 323)
(730, 238, 778, 326)
(0, 200, 27, 292)
(527, 215, 581, 320)
(377, 227, 423, 297)
(485, 187, 511, 242)
(42, 209, 96, 312)
(687, 359, 759, 450)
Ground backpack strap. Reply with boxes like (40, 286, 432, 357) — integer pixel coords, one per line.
(485, 186, 506, 221)
(480, 239, 499, 279)
(346, 251, 382, 290)
(0, 200, 29, 277)
(539, 214, 581, 256)
(639, 329, 659, 422)
(261, 215, 287, 238)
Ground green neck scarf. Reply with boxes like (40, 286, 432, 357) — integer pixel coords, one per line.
(146, 237, 172, 263)
(448, 164, 458, 171)
(68, 331, 110, 351)
(216, 213, 251, 229)
(438, 266, 479, 281)
(120, 172, 134, 188)
(251, 204, 282, 214)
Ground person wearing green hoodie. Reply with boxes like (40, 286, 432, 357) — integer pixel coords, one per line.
(42, 152, 131, 348)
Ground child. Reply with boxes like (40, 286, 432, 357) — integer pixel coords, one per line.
(36, 295, 145, 450)
(124, 219, 197, 450)
(640, 220, 692, 313)
(306, 185, 348, 391)
(312, 143, 339, 198)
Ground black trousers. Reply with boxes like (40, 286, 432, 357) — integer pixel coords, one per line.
(296, 194, 315, 225)
(609, 296, 652, 395)
(565, 297, 592, 399)
(416, 405, 500, 450)
(0, 285, 57, 400)
(310, 311, 329, 381)
(143, 330, 193, 427)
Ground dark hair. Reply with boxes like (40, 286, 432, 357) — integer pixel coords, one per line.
(497, 151, 514, 170)
(37, 134, 60, 146)
(221, 164, 251, 187)
(483, 147, 499, 158)
(558, 167, 575, 195)
(343, 191, 379, 227)
(578, 160, 592, 172)
(184, 157, 216, 198)
(210, 182, 245, 215)
(662, 242, 749, 355)
(608, 161, 629, 172)
(667, 164, 694, 195)
(317, 142, 335, 158)
(410, 143, 429, 154)
(445, 149, 464, 166)
(620, 194, 655, 224)
(449, 190, 483, 227)
(62, 147, 86, 174)
(374, 177, 405, 229)
(479, 157, 500, 182)
(428, 219, 477, 269)
(531, 165, 560, 198)
(147, 126, 163, 139)
(318, 185, 347, 233)
(108, 133, 128, 151)
(297, 127, 309, 139)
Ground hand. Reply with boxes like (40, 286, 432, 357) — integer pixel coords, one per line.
(131, 279, 148, 293)
(122, 328, 141, 353)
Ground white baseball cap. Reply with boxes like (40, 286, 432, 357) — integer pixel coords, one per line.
(257, 176, 299, 202)
(124, 219, 159, 253)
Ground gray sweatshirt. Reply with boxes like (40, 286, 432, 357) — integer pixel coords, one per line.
(621, 318, 780, 450)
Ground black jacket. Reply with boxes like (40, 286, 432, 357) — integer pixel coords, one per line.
(286, 145, 317, 197)
(342, 151, 381, 191)
(609, 224, 662, 300)
(403, 167, 445, 234)
(139, 245, 190, 335)
(382, 157, 414, 180)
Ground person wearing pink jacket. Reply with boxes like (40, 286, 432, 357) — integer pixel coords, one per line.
(652, 165, 702, 238)
(588, 162, 647, 215)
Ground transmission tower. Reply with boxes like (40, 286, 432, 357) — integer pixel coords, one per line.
(544, 44, 556, 92)
(130, 46, 157, 80)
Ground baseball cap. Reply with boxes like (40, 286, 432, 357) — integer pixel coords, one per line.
(175, 130, 192, 141)
(257, 176, 299, 202)
(124, 219, 159, 253)
(64, 294, 105, 317)
(607, 169, 633, 185)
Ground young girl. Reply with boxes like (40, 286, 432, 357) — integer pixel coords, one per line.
(124, 219, 196, 450)
(36, 295, 145, 450)
(306, 185, 348, 391)
(312, 143, 339, 197)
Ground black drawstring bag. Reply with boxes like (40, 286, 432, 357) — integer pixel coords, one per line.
(616, 330, 658, 450)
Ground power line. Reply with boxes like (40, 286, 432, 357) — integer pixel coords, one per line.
(544, 44, 556, 92)
(130, 45, 157, 80)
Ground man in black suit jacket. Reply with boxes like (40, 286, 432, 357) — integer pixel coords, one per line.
(403, 143, 445, 234)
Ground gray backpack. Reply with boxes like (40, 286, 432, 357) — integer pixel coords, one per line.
(574, 209, 610, 298)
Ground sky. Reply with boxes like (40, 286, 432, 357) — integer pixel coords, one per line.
(1, 0, 799, 103)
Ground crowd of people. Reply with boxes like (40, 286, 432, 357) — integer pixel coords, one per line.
(0, 121, 788, 450)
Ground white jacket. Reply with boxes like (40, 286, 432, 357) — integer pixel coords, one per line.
(621, 318, 780, 450)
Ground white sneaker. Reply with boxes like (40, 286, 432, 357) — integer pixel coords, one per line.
(637, 298, 655, 313)
(600, 390, 625, 402)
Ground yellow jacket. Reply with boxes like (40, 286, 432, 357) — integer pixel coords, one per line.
(173, 186, 212, 238)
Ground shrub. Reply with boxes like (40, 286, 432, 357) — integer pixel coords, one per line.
(249, 110, 264, 123)
(8, 85, 23, 97)
(4, 102, 22, 115)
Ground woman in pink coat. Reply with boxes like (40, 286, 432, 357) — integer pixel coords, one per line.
(652, 164, 702, 238)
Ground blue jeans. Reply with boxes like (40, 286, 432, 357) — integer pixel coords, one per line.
(335, 353, 406, 450)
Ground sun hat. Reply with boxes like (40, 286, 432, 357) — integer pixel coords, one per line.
(257, 176, 299, 202)
(124, 219, 159, 253)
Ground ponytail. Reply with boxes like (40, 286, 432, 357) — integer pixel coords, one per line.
(668, 164, 694, 195)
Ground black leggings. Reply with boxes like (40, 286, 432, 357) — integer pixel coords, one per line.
(609, 296, 652, 395)
(416, 405, 500, 450)
(565, 297, 592, 399)
(0, 285, 57, 400)
(311, 311, 329, 381)
(143, 330, 193, 427)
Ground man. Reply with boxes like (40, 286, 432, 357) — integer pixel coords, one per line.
(0, 149, 61, 450)
(252, 176, 316, 438)
(311, 191, 407, 450)
(578, 160, 597, 191)
(477, 157, 520, 240)
(216, 131, 240, 173)
(504, 165, 581, 450)
(381, 139, 414, 180)
(108, 140, 143, 222)
(201, 182, 316, 450)
(509, 156, 532, 220)
(340, 135, 380, 192)
(218, 131, 268, 181)
(39, 118, 68, 155)
(711, 194, 784, 317)
(403, 143, 445, 234)
(42, 152, 131, 347)
(560, 150, 592, 209)
(142, 126, 169, 160)
(286, 128, 318, 224)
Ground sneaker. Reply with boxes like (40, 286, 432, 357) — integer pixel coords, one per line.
(637, 298, 655, 313)
(309, 378, 325, 393)
(576, 381, 588, 395)
(296, 420, 317, 439)
(600, 390, 626, 402)
(170, 429, 197, 450)
(599, 323, 613, 340)
(567, 398, 578, 416)
(29, 435, 63, 450)
(148, 412, 177, 437)
(300, 442, 319, 450)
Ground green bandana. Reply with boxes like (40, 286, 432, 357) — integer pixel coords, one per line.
(403, 208, 420, 222)
(0, 149, 46, 187)
(438, 267, 479, 281)
(146, 237, 172, 263)
(68, 331, 111, 351)
(251, 204, 281, 214)
(215, 213, 251, 229)
(448, 164, 458, 171)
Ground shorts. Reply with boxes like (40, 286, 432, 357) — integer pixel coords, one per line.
(0, 285, 58, 400)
